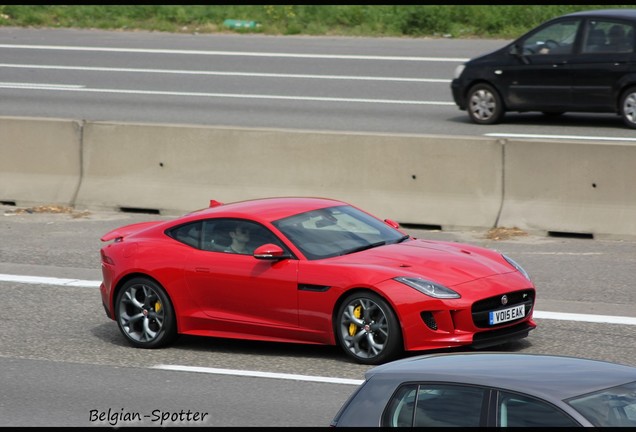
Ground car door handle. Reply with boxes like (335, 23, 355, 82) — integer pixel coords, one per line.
(195, 267, 210, 273)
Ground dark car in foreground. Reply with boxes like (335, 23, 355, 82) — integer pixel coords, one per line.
(331, 352, 636, 427)
(100, 197, 536, 365)
(451, 8, 636, 128)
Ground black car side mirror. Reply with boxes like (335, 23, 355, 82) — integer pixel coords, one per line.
(509, 43, 530, 64)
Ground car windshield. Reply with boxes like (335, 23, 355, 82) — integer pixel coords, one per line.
(272, 205, 408, 260)
(567, 381, 636, 427)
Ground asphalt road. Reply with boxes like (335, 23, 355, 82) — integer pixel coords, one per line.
(1, 27, 635, 139)
(1, 206, 635, 426)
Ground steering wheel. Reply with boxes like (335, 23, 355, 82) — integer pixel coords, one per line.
(544, 39, 559, 49)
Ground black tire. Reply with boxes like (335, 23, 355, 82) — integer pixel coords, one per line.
(335, 291, 403, 365)
(619, 86, 636, 129)
(467, 83, 505, 125)
(115, 277, 177, 348)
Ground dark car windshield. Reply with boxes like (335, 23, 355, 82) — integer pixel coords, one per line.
(567, 380, 636, 427)
(272, 205, 407, 260)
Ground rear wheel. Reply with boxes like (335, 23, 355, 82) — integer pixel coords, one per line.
(335, 291, 403, 365)
(467, 83, 505, 125)
(115, 277, 177, 348)
(619, 86, 636, 129)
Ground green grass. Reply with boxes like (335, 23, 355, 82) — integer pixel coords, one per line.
(0, 5, 631, 39)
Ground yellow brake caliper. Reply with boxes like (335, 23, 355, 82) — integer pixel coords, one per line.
(154, 300, 162, 313)
(349, 304, 362, 336)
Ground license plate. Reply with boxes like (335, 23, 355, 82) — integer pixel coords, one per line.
(489, 305, 525, 325)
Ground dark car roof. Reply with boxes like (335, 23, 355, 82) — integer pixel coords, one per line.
(564, 8, 636, 20)
(365, 352, 636, 400)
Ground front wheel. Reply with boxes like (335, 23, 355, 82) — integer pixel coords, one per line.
(619, 86, 636, 129)
(467, 83, 505, 125)
(115, 277, 177, 348)
(335, 292, 403, 365)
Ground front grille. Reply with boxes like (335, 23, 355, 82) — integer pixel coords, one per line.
(472, 289, 535, 328)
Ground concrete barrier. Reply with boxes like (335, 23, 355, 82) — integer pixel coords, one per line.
(0, 117, 82, 207)
(75, 122, 504, 230)
(3, 116, 635, 239)
(498, 138, 636, 239)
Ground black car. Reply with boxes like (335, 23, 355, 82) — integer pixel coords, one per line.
(451, 8, 636, 128)
(331, 352, 636, 427)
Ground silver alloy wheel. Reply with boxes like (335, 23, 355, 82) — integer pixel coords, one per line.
(339, 297, 389, 360)
(118, 282, 166, 343)
(469, 88, 497, 121)
(622, 90, 636, 126)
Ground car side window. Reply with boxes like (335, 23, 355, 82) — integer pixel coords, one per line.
(202, 218, 287, 254)
(497, 391, 579, 427)
(169, 222, 203, 248)
(521, 19, 580, 55)
(582, 20, 634, 54)
(382, 383, 485, 427)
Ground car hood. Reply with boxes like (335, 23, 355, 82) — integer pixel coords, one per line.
(329, 239, 515, 286)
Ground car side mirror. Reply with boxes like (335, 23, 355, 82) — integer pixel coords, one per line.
(253, 243, 291, 260)
(509, 43, 531, 64)
(509, 43, 522, 56)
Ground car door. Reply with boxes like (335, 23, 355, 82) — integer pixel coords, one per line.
(503, 18, 582, 110)
(569, 19, 635, 110)
(183, 218, 300, 330)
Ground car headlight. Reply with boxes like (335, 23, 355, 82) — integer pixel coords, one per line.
(502, 254, 531, 281)
(394, 277, 460, 299)
(453, 64, 465, 79)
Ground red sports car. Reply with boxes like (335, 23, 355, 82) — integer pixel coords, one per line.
(99, 197, 536, 365)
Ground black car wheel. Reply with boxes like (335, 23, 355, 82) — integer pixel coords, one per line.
(619, 86, 636, 129)
(336, 292, 403, 365)
(115, 277, 177, 348)
(467, 83, 505, 125)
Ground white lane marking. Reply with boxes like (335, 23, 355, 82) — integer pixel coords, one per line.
(486, 133, 636, 142)
(0, 273, 101, 287)
(524, 252, 603, 255)
(0, 81, 84, 89)
(534, 311, 636, 326)
(152, 364, 365, 385)
(0, 64, 451, 83)
(0, 44, 468, 62)
(0, 83, 455, 105)
(1, 273, 634, 325)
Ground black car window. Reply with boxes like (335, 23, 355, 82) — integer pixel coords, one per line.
(168, 219, 286, 254)
(202, 218, 287, 254)
(382, 383, 486, 427)
(497, 390, 579, 427)
(521, 19, 580, 55)
(582, 20, 634, 54)
(169, 222, 203, 248)
(567, 381, 636, 427)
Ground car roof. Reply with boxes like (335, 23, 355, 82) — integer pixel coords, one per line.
(564, 8, 636, 21)
(365, 352, 636, 400)
(193, 196, 348, 222)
